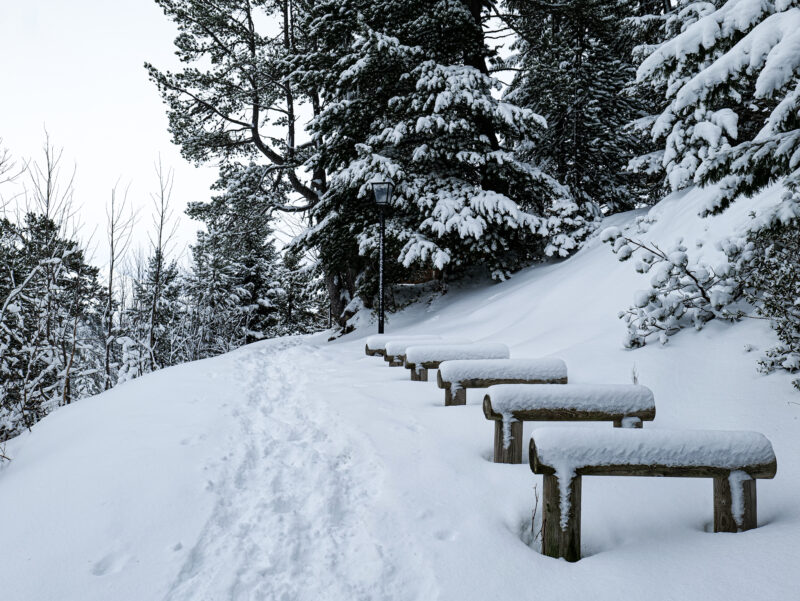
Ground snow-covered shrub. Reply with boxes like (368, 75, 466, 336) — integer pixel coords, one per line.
(601, 226, 740, 347)
(726, 206, 800, 389)
(604, 193, 800, 391)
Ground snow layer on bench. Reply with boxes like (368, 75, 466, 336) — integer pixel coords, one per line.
(532, 427, 776, 471)
(532, 427, 776, 529)
(405, 343, 510, 364)
(438, 358, 567, 385)
(385, 337, 470, 356)
(365, 334, 442, 352)
(487, 383, 654, 414)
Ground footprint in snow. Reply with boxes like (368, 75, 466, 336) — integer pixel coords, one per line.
(91, 551, 131, 576)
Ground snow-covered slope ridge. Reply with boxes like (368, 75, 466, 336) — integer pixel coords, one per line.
(1, 185, 797, 601)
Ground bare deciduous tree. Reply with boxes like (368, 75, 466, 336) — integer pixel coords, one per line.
(103, 182, 136, 389)
(145, 157, 178, 371)
(24, 130, 77, 229)
(0, 139, 26, 214)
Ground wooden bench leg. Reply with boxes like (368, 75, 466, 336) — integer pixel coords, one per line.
(417, 368, 428, 382)
(445, 387, 466, 406)
(714, 474, 757, 532)
(410, 369, 418, 381)
(541, 473, 582, 562)
(613, 417, 643, 428)
(493, 420, 523, 464)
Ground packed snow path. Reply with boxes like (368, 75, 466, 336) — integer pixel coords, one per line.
(162, 340, 437, 600)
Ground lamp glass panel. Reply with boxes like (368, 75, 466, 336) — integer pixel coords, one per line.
(372, 182, 393, 205)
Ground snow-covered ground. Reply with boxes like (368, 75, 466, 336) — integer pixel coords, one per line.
(2, 186, 798, 600)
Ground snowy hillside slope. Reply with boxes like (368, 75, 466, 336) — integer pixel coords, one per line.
(1, 185, 798, 601)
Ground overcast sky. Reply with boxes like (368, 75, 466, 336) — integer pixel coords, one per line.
(0, 0, 220, 266)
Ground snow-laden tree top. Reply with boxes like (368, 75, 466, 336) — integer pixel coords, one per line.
(639, 0, 800, 217)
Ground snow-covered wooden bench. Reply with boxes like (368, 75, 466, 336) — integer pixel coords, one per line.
(384, 338, 470, 367)
(404, 343, 510, 381)
(529, 427, 778, 562)
(364, 335, 441, 357)
(436, 358, 568, 406)
(483, 384, 655, 463)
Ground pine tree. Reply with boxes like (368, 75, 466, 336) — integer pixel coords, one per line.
(0, 214, 103, 440)
(146, 0, 344, 314)
(185, 163, 324, 354)
(296, 0, 592, 290)
(505, 0, 655, 212)
(636, 0, 797, 214)
(625, 0, 675, 195)
(129, 252, 186, 371)
(185, 229, 247, 359)
(272, 247, 324, 335)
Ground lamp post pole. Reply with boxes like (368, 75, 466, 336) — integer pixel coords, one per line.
(378, 204, 385, 334)
(371, 181, 393, 335)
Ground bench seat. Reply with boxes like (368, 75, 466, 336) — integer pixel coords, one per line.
(364, 335, 442, 357)
(384, 337, 470, 366)
(437, 358, 567, 406)
(529, 427, 778, 561)
(404, 343, 510, 381)
(483, 384, 656, 463)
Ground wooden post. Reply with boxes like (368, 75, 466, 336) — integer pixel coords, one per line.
(417, 368, 428, 382)
(541, 474, 582, 562)
(714, 475, 757, 532)
(493, 420, 523, 463)
(410, 368, 419, 382)
(445, 387, 467, 406)
(613, 417, 643, 428)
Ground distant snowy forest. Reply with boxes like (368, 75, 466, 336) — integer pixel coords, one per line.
(1, 0, 799, 440)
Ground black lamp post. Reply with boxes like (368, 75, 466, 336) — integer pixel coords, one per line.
(371, 181, 393, 334)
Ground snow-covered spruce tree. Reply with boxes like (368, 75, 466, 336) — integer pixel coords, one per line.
(0, 214, 104, 440)
(146, 0, 347, 319)
(184, 229, 247, 360)
(637, 0, 797, 210)
(187, 163, 284, 354)
(626, 0, 680, 195)
(295, 0, 593, 293)
(185, 162, 324, 354)
(504, 0, 662, 213)
(127, 252, 186, 372)
(271, 247, 326, 335)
